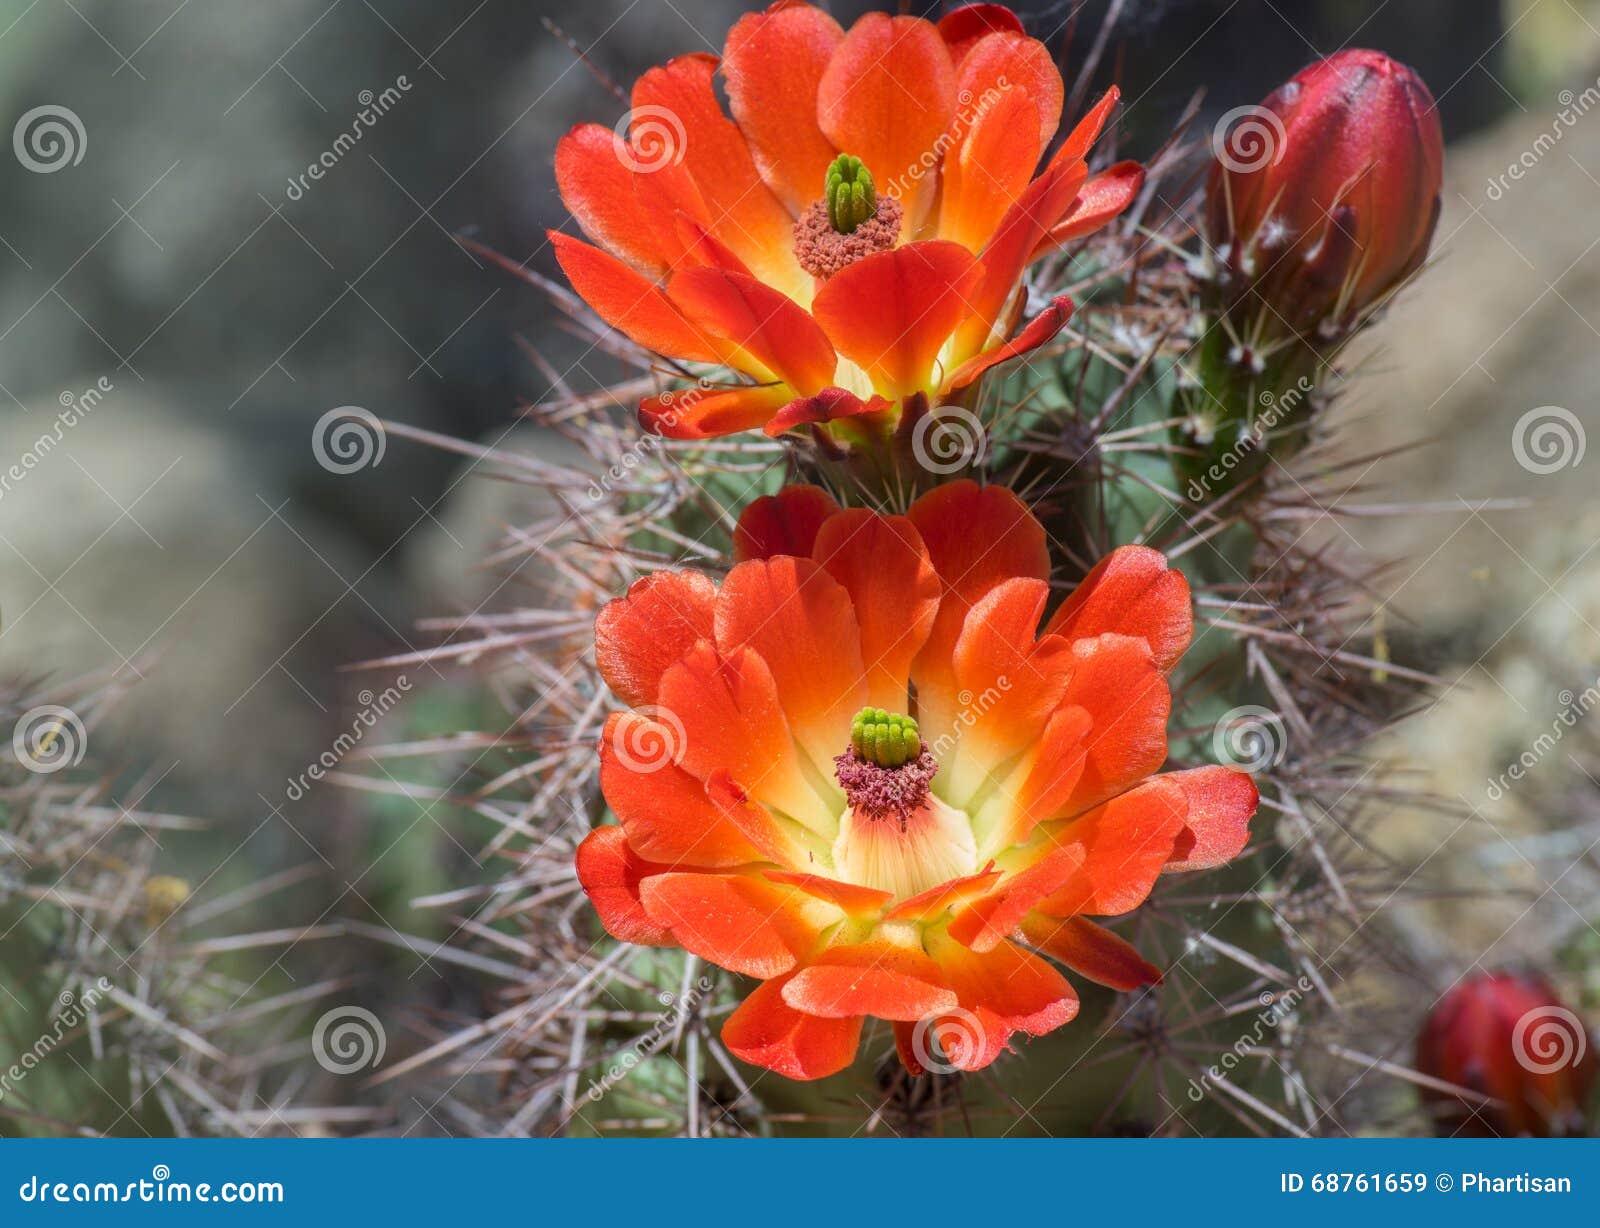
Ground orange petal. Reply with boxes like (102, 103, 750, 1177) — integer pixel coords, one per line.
(574, 826, 674, 946)
(976, 702, 1091, 854)
(948, 295, 1073, 390)
(811, 241, 981, 397)
(666, 266, 836, 392)
(937, 4, 1025, 63)
(761, 869, 891, 917)
(782, 940, 957, 1020)
(1020, 913, 1161, 991)
(1036, 776, 1191, 918)
(723, 973, 862, 1080)
(953, 158, 1085, 357)
(763, 387, 893, 436)
(886, 868, 1002, 922)
(733, 485, 840, 561)
(941, 577, 1074, 804)
(631, 53, 798, 289)
(550, 231, 723, 363)
(640, 383, 791, 440)
(630, 157, 714, 272)
(723, 2, 844, 214)
(655, 640, 836, 836)
(938, 84, 1041, 253)
(926, 930, 1080, 1070)
(812, 509, 940, 711)
(947, 842, 1085, 952)
(639, 871, 823, 977)
(907, 481, 1048, 753)
(1034, 160, 1145, 257)
(555, 123, 667, 275)
(714, 555, 866, 768)
(1057, 632, 1171, 818)
(601, 713, 794, 869)
(956, 31, 1062, 150)
(1049, 85, 1120, 170)
(818, 13, 956, 231)
(1163, 766, 1258, 872)
(672, 212, 753, 276)
(594, 570, 716, 708)
(1044, 544, 1193, 672)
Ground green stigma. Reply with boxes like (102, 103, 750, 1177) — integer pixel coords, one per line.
(850, 707, 921, 768)
(825, 154, 878, 234)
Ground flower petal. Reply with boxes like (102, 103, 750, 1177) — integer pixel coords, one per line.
(733, 485, 840, 561)
(666, 266, 836, 392)
(723, 973, 862, 1080)
(656, 640, 837, 836)
(908, 481, 1049, 754)
(947, 842, 1085, 952)
(723, 2, 844, 214)
(1035, 160, 1145, 257)
(1049, 85, 1120, 170)
(818, 13, 956, 231)
(555, 123, 668, 275)
(574, 826, 674, 946)
(631, 53, 799, 291)
(973, 702, 1091, 855)
(594, 570, 717, 708)
(1020, 913, 1161, 991)
(550, 232, 723, 363)
(763, 387, 893, 436)
(1035, 776, 1191, 917)
(956, 30, 1062, 150)
(601, 713, 798, 869)
(885, 868, 1002, 922)
(1056, 632, 1171, 817)
(938, 84, 1041, 253)
(1044, 544, 1193, 672)
(812, 509, 940, 711)
(810, 240, 981, 397)
(936, 4, 1025, 63)
(947, 295, 1073, 390)
(640, 383, 791, 440)
(925, 930, 1080, 1070)
(1163, 765, 1258, 872)
(639, 871, 825, 977)
(714, 555, 867, 769)
(782, 939, 957, 1020)
(762, 869, 891, 917)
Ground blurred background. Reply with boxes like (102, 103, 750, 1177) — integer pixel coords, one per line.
(1, 0, 1598, 1129)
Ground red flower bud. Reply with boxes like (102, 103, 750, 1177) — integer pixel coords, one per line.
(1207, 49, 1443, 348)
(1415, 971, 1596, 1137)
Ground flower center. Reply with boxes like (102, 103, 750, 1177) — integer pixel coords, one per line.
(793, 154, 902, 279)
(834, 708, 936, 825)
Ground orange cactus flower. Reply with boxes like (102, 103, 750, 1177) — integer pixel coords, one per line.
(576, 482, 1258, 1079)
(551, 2, 1144, 443)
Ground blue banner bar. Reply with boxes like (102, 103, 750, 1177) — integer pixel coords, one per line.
(0, 1139, 1593, 1223)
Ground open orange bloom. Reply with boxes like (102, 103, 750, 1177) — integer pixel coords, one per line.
(552, 2, 1144, 442)
(577, 482, 1258, 1079)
